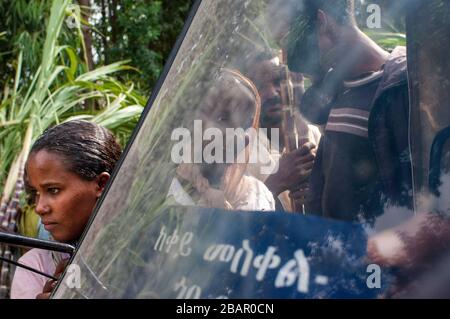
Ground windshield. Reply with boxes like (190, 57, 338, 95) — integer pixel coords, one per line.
(54, 0, 450, 299)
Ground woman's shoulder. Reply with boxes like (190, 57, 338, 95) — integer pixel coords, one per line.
(11, 249, 55, 299)
(18, 248, 55, 273)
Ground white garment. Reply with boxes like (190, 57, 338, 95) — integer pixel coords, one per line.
(246, 119, 321, 211)
(167, 175, 275, 212)
(247, 121, 321, 182)
(10, 249, 69, 299)
(230, 175, 276, 211)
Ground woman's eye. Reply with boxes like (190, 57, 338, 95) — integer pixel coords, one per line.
(48, 188, 60, 195)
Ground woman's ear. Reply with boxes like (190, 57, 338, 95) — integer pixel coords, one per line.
(95, 172, 111, 198)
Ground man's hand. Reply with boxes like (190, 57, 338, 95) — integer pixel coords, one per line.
(36, 258, 69, 299)
(265, 142, 316, 196)
(289, 184, 309, 208)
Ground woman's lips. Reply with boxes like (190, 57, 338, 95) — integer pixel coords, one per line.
(43, 222, 58, 231)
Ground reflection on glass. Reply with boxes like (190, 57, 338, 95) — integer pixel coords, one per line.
(53, 0, 450, 299)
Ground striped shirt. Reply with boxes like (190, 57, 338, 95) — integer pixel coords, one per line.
(307, 74, 384, 222)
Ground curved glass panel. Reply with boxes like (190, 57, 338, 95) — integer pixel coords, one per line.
(53, 0, 450, 298)
(408, 0, 450, 197)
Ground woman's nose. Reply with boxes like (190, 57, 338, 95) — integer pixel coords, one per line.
(35, 196, 51, 215)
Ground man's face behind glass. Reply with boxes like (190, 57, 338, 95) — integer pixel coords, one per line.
(267, 1, 321, 76)
(285, 15, 322, 78)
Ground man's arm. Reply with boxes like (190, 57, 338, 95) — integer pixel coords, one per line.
(265, 142, 316, 197)
(303, 139, 324, 216)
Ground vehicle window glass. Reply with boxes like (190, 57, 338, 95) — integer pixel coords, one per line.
(54, 0, 450, 299)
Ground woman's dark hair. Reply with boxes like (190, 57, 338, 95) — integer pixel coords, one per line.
(28, 120, 122, 181)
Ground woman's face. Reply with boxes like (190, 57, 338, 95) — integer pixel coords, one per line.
(26, 150, 106, 243)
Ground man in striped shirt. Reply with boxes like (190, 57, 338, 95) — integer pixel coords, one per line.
(284, 0, 412, 223)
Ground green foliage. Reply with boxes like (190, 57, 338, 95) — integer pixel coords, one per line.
(356, 0, 407, 51)
(0, 0, 144, 198)
(0, 0, 195, 202)
(355, 0, 406, 32)
(93, 0, 194, 92)
(1, 0, 195, 95)
(106, 0, 163, 91)
(365, 31, 406, 51)
(0, 1, 49, 89)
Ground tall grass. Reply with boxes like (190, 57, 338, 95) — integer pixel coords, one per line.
(0, 0, 145, 201)
(0, 0, 147, 298)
